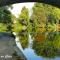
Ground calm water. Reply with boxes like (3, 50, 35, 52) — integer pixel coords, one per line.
(24, 48, 60, 60)
(14, 32, 60, 60)
(23, 34, 60, 60)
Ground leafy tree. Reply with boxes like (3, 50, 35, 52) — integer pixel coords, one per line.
(13, 6, 30, 48)
(31, 3, 47, 33)
(0, 6, 13, 32)
(14, 6, 29, 34)
(19, 6, 29, 24)
(31, 2, 60, 33)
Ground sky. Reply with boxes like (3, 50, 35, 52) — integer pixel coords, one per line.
(10, 2, 34, 18)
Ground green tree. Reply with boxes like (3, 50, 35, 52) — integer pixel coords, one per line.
(14, 6, 30, 49)
(31, 3, 46, 33)
(31, 3, 60, 33)
(0, 6, 13, 32)
(15, 6, 29, 34)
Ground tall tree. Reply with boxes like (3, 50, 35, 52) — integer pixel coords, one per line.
(31, 3, 46, 33)
(18, 6, 29, 33)
(31, 3, 60, 32)
(16, 6, 29, 48)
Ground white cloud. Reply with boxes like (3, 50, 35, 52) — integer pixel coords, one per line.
(10, 2, 34, 18)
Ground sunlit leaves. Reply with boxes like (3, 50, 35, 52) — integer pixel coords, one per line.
(0, 23, 7, 32)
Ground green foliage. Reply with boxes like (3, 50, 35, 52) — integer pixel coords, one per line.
(31, 3, 60, 33)
(13, 6, 30, 34)
(0, 23, 7, 32)
(12, 19, 23, 33)
(53, 34, 60, 49)
(0, 6, 12, 23)
(31, 3, 60, 57)
(0, 2, 59, 58)
(31, 3, 46, 32)
(0, 6, 13, 32)
(32, 33, 60, 58)
(19, 34, 28, 49)
(17, 6, 35, 49)
(12, 6, 29, 48)
(19, 6, 29, 23)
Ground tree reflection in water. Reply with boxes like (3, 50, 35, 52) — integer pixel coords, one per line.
(18, 31, 28, 49)
(32, 32, 60, 58)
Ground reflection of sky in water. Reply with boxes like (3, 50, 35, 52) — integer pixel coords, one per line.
(23, 48, 60, 60)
